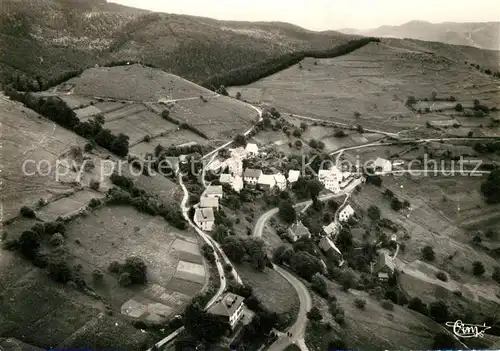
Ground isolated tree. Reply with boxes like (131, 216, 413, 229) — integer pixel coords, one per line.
(429, 300, 449, 323)
(235, 92, 242, 100)
(405, 96, 417, 106)
(311, 274, 328, 297)
(472, 261, 485, 276)
(300, 122, 308, 130)
(122, 257, 147, 284)
(334, 129, 347, 138)
(20, 206, 36, 218)
(307, 307, 322, 321)
(432, 332, 458, 349)
(354, 298, 366, 309)
(481, 169, 500, 204)
(233, 134, 246, 146)
(222, 236, 246, 264)
(408, 297, 428, 315)
(279, 201, 296, 224)
(290, 251, 323, 280)
(293, 128, 302, 138)
(367, 205, 381, 221)
(421, 245, 435, 261)
(309, 139, 318, 149)
(217, 85, 229, 96)
(354, 111, 361, 118)
(357, 124, 365, 133)
(18, 230, 41, 260)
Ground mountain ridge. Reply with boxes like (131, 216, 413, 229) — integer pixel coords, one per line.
(338, 20, 500, 50)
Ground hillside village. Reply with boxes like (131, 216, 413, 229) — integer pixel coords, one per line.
(1, 2, 500, 351)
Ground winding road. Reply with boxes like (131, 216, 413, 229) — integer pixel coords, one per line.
(252, 178, 362, 351)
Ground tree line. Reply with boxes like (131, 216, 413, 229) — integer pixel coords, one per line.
(4, 87, 129, 157)
(201, 37, 380, 90)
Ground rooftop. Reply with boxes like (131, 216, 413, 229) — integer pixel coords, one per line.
(288, 170, 300, 182)
(244, 168, 262, 178)
(258, 173, 276, 186)
(289, 220, 311, 238)
(219, 173, 232, 183)
(203, 185, 223, 196)
(194, 207, 215, 223)
(207, 292, 245, 318)
(245, 143, 259, 154)
(200, 196, 219, 208)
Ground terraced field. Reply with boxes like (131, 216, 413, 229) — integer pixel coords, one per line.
(229, 41, 499, 135)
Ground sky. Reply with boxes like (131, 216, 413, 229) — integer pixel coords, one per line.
(111, 0, 499, 31)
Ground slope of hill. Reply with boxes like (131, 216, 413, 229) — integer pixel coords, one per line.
(338, 20, 500, 50)
(0, 0, 353, 88)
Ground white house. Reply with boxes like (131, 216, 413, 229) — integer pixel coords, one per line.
(219, 173, 232, 184)
(225, 157, 243, 176)
(207, 159, 223, 172)
(319, 236, 343, 259)
(257, 174, 276, 190)
(245, 143, 259, 156)
(232, 176, 244, 192)
(373, 157, 392, 174)
(323, 221, 340, 237)
(194, 207, 215, 231)
(287, 170, 300, 184)
(229, 147, 247, 159)
(338, 204, 355, 222)
(375, 252, 395, 280)
(243, 169, 262, 185)
(288, 221, 311, 242)
(202, 185, 223, 199)
(273, 173, 287, 191)
(318, 167, 342, 193)
(207, 292, 245, 330)
(200, 196, 219, 210)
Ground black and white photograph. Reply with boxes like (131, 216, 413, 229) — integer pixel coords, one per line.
(0, 0, 499, 350)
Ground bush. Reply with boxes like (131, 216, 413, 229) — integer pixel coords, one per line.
(20, 206, 36, 218)
(481, 169, 500, 204)
(405, 96, 417, 106)
(435, 271, 448, 281)
(84, 142, 94, 152)
(311, 274, 328, 297)
(367, 205, 381, 221)
(89, 179, 100, 190)
(235, 92, 242, 99)
(472, 261, 485, 276)
(295, 140, 303, 149)
(119, 272, 132, 286)
(292, 128, 302, 137)
(390, 198, 403, 211)
(408, 297, 428, 315)
(492, 267, 500, 284)
(354, 298, 366, 309)
(381, 300, 394, 311)
(455, 103, 464, 112)
(307, 307, 322, 321)
(278, 201, 296, 224)
(429, 300, 449, 323)
(421, 245, 435, 261)
(334, 129, 347, 138)
(50, 233, 64, 246)
(92, 269, 104, 282)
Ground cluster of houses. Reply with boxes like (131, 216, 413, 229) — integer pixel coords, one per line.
(193, 185, 223, 232)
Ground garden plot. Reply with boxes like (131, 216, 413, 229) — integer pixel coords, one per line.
(174, 261, 206, 284)
(59, 95, 95, 109)
(65, 64, 214, 102)
(229, 42, 499, 133)
(130, 129, 209, 157)
(0, 96, 87, 221)
(92, 101, 126, 114)
(172, 238, 204, 264)
(37, 190, 105, 222)
(102, 103, 146, 122)
(74, 105, 101, 119)
(171, 95, 256, 139)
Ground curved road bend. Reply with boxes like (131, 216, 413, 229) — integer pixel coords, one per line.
(252, 179, 361, 351)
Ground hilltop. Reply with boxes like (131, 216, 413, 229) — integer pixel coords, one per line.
(338, 20, 500, 50)
(0, 0, 352, 88)
(2, 1, 499, 93)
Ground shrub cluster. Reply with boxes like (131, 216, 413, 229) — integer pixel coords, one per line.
(3, 89, 129, 157)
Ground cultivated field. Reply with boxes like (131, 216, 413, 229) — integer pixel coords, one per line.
(0, 204, 207, 348)
(229, 42, 499, 135)
(350, 175, 500, 306)
(0, 95, 88, 221)
(60, 64, 215, 102)
(169, 95, 257, 139)
(307, 281, 439, 351)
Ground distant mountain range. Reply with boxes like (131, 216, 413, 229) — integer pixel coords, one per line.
(338, 20, 500, 50)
